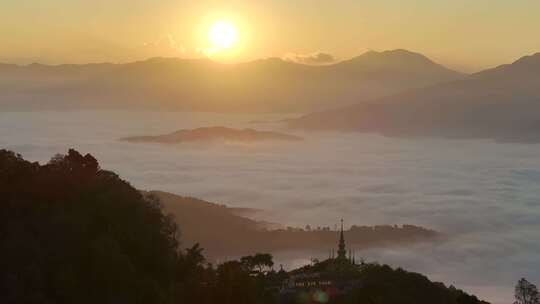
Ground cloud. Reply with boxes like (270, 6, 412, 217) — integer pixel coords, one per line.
(282, 52, 336, 64)
(142, 34, 186, 56)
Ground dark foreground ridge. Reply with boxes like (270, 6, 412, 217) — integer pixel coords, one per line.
(121, 126, 303, 144)
(0, 149, 488, 304)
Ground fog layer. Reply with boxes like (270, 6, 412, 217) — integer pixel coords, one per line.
(1, 111, 539, 304)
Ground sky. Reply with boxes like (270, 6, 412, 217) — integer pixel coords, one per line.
(1, 0, 540, 72)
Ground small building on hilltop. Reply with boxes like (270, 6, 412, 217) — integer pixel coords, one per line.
(278, 220, 364, 303)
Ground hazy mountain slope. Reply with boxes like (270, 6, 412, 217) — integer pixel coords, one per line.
(153, 191, 441, 260)
(290, 52, 540, 142)
(0, 50, 464, 112)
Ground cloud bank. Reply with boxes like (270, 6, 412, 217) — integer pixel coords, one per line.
(142, 34, 187, 57)
(282, 52, 336, 64)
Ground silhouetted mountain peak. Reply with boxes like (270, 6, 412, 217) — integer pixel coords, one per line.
(364, 49, 432, 61)
(345, 49, 434, 65)
(474, 52, 540, 78)
(334, 49, 461, 76)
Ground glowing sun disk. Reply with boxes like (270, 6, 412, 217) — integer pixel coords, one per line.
(208, 21, 238, 50)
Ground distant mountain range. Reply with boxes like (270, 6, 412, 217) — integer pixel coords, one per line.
(290, 52, 540, 142)
(0, 49, 464, 112)
(121, 126, 303, 144)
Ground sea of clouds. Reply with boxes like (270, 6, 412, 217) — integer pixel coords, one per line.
(1, 111, 540, 304)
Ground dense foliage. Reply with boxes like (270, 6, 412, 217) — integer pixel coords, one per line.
(283, 260, 487, 304)
(0, 149, 179, 303)
(514, 278, 540, 304)
(0, 149, 272, 304)
(342, 264, 488, 304)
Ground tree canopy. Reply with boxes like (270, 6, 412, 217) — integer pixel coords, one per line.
(341, 264, 489, 304)
(515, 278, 540, 304)
(0, 149, 180, 303)
(0, 149, 273, 304)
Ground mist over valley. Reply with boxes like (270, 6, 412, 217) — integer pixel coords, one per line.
(2, 111, 540, 303)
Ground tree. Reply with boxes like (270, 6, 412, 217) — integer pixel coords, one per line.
(0, 149, 181, 304)
(240, 253, 274, 274)
(515, 278, 540, 304)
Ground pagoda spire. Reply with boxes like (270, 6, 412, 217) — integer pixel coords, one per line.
(337, 219, 347, 260)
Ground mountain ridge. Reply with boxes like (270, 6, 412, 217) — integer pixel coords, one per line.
(0, 49, 465, 112)
(289, 51, 540, 142)
(0, 49, 454, 68)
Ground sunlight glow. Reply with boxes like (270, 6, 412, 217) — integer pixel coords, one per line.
(208, 20, 239, 51)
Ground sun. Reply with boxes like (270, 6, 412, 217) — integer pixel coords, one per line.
(208, 20, 239, 50)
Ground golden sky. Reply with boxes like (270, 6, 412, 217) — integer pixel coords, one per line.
(1, 0, 539, 72)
